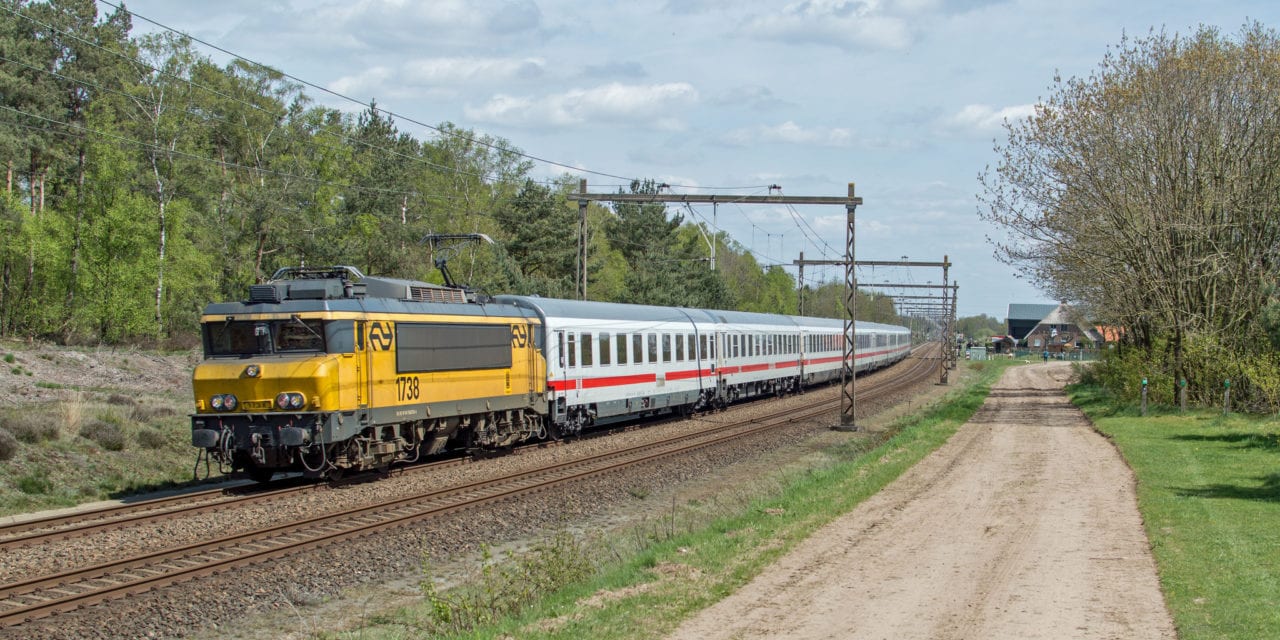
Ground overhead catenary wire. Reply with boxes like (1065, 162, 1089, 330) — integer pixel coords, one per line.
(90, 0, 772, 192)
(8, 0, 854, 285)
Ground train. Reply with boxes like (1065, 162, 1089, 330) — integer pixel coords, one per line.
(190, 265, 911, 481)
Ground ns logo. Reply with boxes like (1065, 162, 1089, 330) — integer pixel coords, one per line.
(511, 323, 529, 348)
(368, 321, 394, 351)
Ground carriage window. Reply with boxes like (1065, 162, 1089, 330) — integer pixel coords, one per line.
(581, 332, 593, 367)
(675, 334, 685, 361)
(648, 333, 658, 363)
(617, 332, 628, 365)
(663, 334, 672, 363)
(700, 334, 708, 360)
(634, 334, 644, 364)
(568, 333, 577, 367)
(600, 333, 611, 366)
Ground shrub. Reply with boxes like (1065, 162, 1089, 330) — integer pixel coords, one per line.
(0, 428, 18, 461)
(17, 471, 51, 495)
(131, 403, 178, 423)
(0, 412, 59, 443)
(58, 392, 86, 437)
(136, 427, 169, 450)
(80, 419, 126, 451)
(106, 394, 136, 406)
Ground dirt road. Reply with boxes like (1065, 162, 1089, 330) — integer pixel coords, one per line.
(667, 362, 1175, 640)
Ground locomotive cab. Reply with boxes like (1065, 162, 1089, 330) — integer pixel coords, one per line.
(191, 315, 355, 481)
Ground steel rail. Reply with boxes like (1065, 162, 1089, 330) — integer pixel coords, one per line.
(0, 345, 938, 629)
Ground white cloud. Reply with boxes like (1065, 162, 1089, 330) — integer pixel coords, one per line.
(944, 103, 1036, 133)
(328, 66, 395, 97)
(402, 57, 546, 85)
(722, 121, 855, 147)
(742, 0, 917, 51)
(464, 82, 700, 129)
(302, 0, 549, 52)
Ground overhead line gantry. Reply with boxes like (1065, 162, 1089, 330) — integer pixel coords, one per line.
(570, 180, 866, 431)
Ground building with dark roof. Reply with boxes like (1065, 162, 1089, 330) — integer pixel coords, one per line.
(1006, 303, 1058, 342)
(1006, 302, 1105, 352)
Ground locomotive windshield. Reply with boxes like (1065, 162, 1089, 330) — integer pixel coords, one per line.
(204, 318, 332, 356)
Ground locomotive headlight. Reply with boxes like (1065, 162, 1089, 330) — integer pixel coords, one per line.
(210, 394, 238, 411)
(244, 364, 261, 378)
(276, 392, 306, 410)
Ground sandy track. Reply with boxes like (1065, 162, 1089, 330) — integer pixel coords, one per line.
(667, 362, 1175, 640)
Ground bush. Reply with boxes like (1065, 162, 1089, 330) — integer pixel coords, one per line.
(131, 403, 177, 423)
(0, 428, 18, 461)
(0, 412, 59, 443)
(17, 471, 51, 495)
(135, 427, 169, 450)
(80, 419, 126, 451)
(106, 394, 136, 406)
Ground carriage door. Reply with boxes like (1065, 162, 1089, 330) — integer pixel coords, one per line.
(715, 331, 727, 399)
(553, 330, 567, 421)
(354, 321, 368, 408)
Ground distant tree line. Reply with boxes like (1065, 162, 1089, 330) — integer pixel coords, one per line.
(982, 23, 1280, 410)
(0, 0, 900, 346)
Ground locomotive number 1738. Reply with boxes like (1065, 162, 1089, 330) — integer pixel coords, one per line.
(395, 375, 420, 401)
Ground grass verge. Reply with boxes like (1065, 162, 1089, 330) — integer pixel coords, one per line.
(324, 359, 1017, 640)
(1068, 384, 1280, 639)
(0, 395, 197, 515)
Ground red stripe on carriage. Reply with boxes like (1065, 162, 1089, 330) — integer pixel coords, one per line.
(581, 373, 658, 389)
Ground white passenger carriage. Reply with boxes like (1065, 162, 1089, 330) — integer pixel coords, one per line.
(497, 296, 912, 436)
(496, 297, 720, 434)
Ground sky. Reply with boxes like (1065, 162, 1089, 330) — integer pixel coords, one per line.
(109, 0, 1279, 319)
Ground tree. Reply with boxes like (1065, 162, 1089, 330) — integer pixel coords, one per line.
(981, 23, 1280, 405)
(491, 178, 577, 297)
(956, 314, 1005, 341)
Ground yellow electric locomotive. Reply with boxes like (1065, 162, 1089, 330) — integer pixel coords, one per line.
(191, 266, 546, 481)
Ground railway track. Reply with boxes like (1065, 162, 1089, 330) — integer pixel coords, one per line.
(0, 345, 940, 630)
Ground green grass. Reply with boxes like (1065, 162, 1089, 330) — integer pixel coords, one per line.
(324, 359, 1018, 640)
(0, 396, 202, 515)
(1069, 385, 1280, 639)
